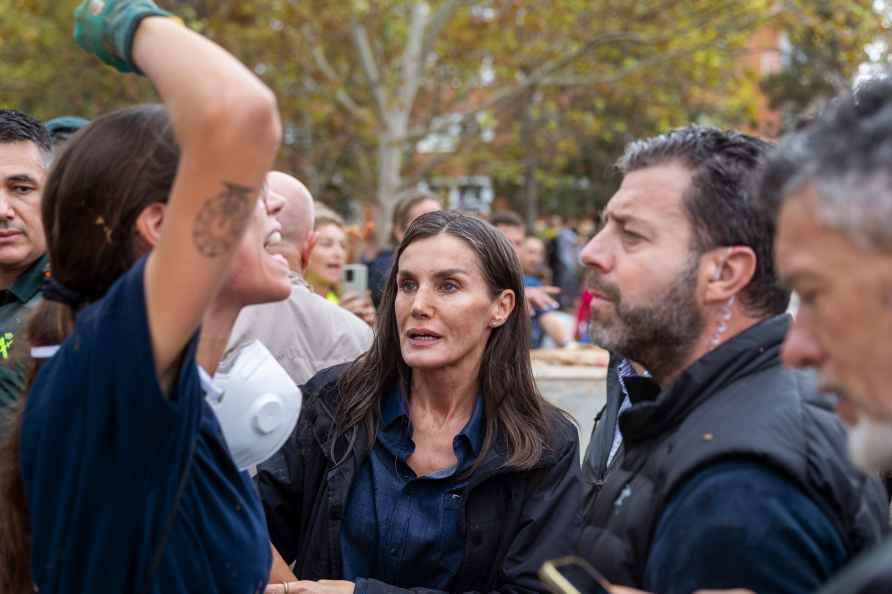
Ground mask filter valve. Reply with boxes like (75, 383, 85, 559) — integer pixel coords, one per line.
(203, 341, 302, 471)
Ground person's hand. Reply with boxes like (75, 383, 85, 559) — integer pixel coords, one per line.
(340, 290, 376, 327)
(265, 580, 355, 594)
(74, 0, 175, 73)
(269, 543, 297, 584)
(525, 285, 560, 314)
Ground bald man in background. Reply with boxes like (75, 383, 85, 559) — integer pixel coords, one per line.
(224, 171, 373, 385)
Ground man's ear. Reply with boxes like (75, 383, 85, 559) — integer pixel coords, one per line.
(703, 246, 756, 305)
(300, 230, 318, 272)
(133, 203, 167, 254)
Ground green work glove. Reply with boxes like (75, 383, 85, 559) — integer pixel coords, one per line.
(74, 0, 175, 74)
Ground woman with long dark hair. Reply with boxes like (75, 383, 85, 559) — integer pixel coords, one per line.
(0, 1, 286, 592)
(260, 210, 581, 594)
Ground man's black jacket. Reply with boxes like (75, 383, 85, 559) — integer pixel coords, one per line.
(578, 315, 889, 590)
(581, 353, 626, 515)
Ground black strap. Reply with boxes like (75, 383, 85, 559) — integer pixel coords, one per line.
(141, 438, 197, 594)
(814, 536, 892, 594)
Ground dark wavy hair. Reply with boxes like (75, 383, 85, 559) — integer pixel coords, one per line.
(337, 210, 563, 471)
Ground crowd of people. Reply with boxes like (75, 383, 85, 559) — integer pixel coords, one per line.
(2, 2, 892, 594)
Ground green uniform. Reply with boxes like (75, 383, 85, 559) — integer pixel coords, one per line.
(0, 254, 47, 412)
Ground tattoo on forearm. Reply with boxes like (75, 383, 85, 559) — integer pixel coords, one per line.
(192, 182, 256, 258)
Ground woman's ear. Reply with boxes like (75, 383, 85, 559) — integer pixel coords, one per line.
(133, 203, 167, 255)
(490, 289, 516, 328)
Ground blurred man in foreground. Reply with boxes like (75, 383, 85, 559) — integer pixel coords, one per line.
(755, 77, 892, 594)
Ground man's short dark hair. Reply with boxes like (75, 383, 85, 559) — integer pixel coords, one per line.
(759, 76, 892, 252)
(0, 109, 52, 164)
(490, 210, 525, 230)
(618, 125, 789, 316)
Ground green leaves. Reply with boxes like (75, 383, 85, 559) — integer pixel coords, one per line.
(761, 0, 889, 129)
(2, 0, 887, 218)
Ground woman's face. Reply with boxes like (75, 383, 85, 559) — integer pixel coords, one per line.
(221, 189, 292, 305)
(307, 222, 347, 290)
(395, 233, 514, 374)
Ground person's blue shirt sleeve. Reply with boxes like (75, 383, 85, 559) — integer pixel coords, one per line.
(643, 460, 848, 594)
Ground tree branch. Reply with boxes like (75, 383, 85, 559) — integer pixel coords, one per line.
(402, 119, 482, 188)
(397, 2, 430, 120)
(404, 31, 646, 142)
(421, 0, 471, 62)
(299, 25, 372, 123)
(539, 10, 777, 88)
(405, 0, 773, 143)
(352, 20, 390, 126)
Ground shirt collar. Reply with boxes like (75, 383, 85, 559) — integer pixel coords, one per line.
(456, 395, 485, 457)
(616, 356, 652, 403)
(8, 254, 48, 304)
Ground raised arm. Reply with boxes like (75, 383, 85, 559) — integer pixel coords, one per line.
(75, 0, 281, 384)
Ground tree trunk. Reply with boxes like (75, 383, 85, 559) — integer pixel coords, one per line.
(522, 86, 539, 231)
(375, 126, 405, 245)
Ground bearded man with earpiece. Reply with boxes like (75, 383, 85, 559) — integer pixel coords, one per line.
(575, 126, 888, 594)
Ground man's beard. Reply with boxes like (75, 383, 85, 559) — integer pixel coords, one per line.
(847, 415, 892, 474)
(588, 255, 705, 382)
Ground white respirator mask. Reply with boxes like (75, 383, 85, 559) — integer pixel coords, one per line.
(199, 340, 301, 471)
